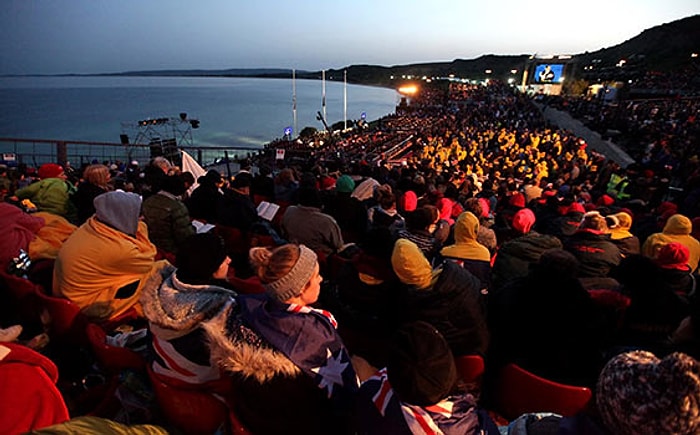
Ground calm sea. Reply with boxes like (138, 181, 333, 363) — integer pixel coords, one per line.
(0, 76, 398, 165)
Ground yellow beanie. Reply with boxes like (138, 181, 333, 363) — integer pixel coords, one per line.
(392, 239, 433, 289)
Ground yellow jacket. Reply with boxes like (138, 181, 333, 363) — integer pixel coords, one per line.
(53, 217, 157, 319)
(642, 214, 700, 273)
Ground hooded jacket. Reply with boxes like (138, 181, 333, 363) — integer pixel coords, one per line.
(642, 214, 700, 273)
(52, 216, 157, 319)
(140, 262, 236, 385)
(492, 231, 563, 291)
(399, 261, 489, 356)
(15, 178, 77, 222)
(440, 212, 492, 290)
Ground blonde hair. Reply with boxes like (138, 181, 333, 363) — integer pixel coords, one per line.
(83, 164, 111, 189)
(249, 244, 301, 284)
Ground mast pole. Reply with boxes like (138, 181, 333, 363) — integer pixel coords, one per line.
(344, 70, 347, 131)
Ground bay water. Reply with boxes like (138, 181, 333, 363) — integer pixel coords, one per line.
(0, 76, 399, 165)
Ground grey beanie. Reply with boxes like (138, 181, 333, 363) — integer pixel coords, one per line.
(94, 191, 142, 236)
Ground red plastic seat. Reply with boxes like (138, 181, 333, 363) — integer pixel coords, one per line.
(34, 287, 89, 346)
(147, 365, 230, 435)
(86, 323, 145, 374)
(455, 354, 485, 385)
(495, 363, 592, 420)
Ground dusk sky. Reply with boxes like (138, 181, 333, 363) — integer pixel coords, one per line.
(1, 1, 698, 75)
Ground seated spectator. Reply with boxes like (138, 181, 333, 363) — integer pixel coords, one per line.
(218, 172, 258, 232)
(187, 169, 224, 224)
(324, 174, 368, 243)
(392, 239, 489, 357)
(489, 249, 606, 387)
(53, 191, 157, 321)
(356, 321, 499, 435)
(564, 211, 621, 290)
(251, 164, 275, 200)
(273, 167, 299, 203)
(141, 175, 195, 255)
(368, 184, 404, 230)
(608, 211, 640, 257)
(397, 206, 443, 264)
(13, 163, 77, 222)
(205, 244, 358, 434)
(282, 187, 345, 256)
(613, 255, 689, 352)
(642, 213, 700, 273)
(597, 350, 700, 435)
(440, 211, 492, 293)
(492, 208, 562, 292)
(463, 198, 497, 255)
(655, 242, 696, 300)
(72, 164, 111, 225)
(140, 233, 235, 386)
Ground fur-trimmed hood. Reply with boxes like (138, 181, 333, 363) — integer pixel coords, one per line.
(140, 261, 236, 333)
(203, 303, 301, 383)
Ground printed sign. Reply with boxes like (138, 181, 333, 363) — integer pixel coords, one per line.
(276, 149, 285, 160)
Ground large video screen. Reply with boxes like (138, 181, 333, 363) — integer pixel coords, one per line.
(533, 63, 565, 84)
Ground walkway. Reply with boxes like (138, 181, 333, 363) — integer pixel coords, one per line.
(536, 104, 636, 168)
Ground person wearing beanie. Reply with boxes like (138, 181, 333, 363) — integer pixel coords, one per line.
(140, 233, 235, 386)
(392, 239, 489, 357)
(356, 321, 499, 435)
(282, 187, 345, 255)
(141, 174, 195, 255)
(548, 200, 587, 242)
(563, 211, 622, 290)
(643, 213, 700, 273)
(204, 243, 359, 434)
(655, 242, 696, 300)
(440, 212, 492, 292)
(324, 174, 368, 244)
(609, 211, 640, 257)
(492, 209, 563, 292)
(489, 249, 607, 387)
(398, 190, 418, 215)
(53, 191, 157, 321)
(597, 350, 700, 435)
(13, 162, 77, 222)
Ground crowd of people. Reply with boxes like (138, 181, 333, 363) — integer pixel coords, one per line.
(1, 77, 700, 434)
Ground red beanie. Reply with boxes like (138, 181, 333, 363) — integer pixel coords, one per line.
(656, 242, 691, 271)
(509, 193, 525, 209)
(512, 208, 536, 234)
(568, 202, 586, 214)
(37, 163, 64, 180)
(597, 194, 615, 207)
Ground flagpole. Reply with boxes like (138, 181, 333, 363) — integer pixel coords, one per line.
(322, 70, 327, 125)
(292, 69, 297, 138)
(343, 70, 347, 131)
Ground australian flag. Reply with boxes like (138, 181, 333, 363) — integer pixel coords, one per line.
(238, 295, 359, 404)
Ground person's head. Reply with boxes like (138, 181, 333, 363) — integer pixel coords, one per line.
(199, 169, 224, 187)
(597, 350, 700, 435)
(249, 244, 322, 305)
(83, 164, 111, 189)
(335, 174, 355, 194)
(37, 163, 66, 180)
(386, 321, 459, 407)
(175, 233, 230, 285)
(93, 191, 142, 236)
(230, 172, 253, 194)
(453, 211, 480, 243)
(161, 174, 187, 197)
(512, 208, 536, 234)
(391, 239, 433, 289)
(656, 242, 691, 271)
(374, 184, 395, 210)
(405, 206, 435, 232)
(579, 210, 608, 232)
(663, 214, 693, 236)
(151, 157, 172, 174)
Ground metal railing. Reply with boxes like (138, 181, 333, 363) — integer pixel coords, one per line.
(0, 137, 263, 167)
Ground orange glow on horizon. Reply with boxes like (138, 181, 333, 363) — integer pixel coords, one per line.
(398, 84, 419, 95)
